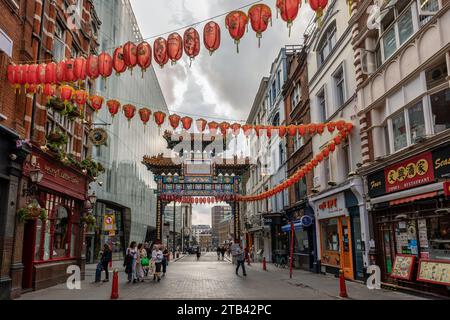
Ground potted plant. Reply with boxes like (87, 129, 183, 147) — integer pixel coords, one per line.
(81, 214, 96, 226)
(46, 131, 68, 153)
(17, 204, 48, 223)
(47, 97, 66, 112)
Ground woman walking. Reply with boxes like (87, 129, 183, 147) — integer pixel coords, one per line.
(124, 241, 138, 283)
(152, 245, 164, 282)
(162, 247, 169, 277)
(136, 243, 147, 282)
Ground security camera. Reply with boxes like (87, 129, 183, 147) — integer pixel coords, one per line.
(9, 154, 17, 161)
(98, 181, 103, 186)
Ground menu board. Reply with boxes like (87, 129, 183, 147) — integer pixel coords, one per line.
(391, 254, 416, 280)
(417, 260, 450, 286)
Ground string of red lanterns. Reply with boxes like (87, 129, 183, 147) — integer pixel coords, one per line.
(7, 1, 330, 89)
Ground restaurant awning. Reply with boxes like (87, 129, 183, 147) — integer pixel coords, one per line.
(281, 220, 302, 232)
(389, 191, 438, 206)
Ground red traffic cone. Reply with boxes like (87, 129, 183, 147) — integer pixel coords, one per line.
(339, 269, 348, 298)
(110, 269, 119, 300)
(262, 257, 267, 271)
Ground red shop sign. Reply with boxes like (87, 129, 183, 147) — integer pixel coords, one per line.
(25, 154, 88, 201)
(384, 152, 434, 194)
(444, 181, 450, 197)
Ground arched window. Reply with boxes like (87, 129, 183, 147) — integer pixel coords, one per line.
(317, 21, 336, 66)
(53, 206, 70, 258)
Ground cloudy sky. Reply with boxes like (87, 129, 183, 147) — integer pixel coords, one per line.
(130, 0, 314, 225)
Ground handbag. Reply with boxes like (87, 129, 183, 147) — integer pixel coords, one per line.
(141, 257, 150, 266)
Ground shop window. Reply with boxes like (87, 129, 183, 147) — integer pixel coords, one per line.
(430, 88, 450, 134)
(321, 218, 340, 265)
(294, 230, 309, 254)
(53, 206, 70, 258)
(428, 216, 450, 260)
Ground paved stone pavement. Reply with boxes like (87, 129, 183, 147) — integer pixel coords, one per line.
(18, 252, 427, 300)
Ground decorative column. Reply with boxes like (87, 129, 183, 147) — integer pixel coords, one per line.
(232, 201, 241, 243)
(156, 197, 164, 244)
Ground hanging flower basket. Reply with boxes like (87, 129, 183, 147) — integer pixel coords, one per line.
(81, 214, 96, 226)
(17, 204, 48, 223)
(47, 97, 66, 112)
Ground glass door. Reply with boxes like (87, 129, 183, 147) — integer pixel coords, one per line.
(380, 224, 395, 280)
(339, 217, 354, 280)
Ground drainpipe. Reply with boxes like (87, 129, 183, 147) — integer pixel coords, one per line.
(30, 0, 47, 140)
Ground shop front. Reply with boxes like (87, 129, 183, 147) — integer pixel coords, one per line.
(21, 149, 89, 291)
(264, 213, 287, 263)
(283, 202, 318, 272)
(310, 180, 368, 281)
(367, 143, 450, 297)
(0, 126, 30, 299)
(89, 201, 128, 264)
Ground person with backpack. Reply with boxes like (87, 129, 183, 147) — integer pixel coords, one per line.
(124, 241, 138, 283)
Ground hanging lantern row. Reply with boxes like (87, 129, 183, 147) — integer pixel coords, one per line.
(7, 1, 331, 90)
(159, 194, 238, 204)
(237, 125, 353, 202)
(39, 85, 354, 139)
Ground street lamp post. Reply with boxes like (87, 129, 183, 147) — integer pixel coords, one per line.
(173, 202, 176, 258)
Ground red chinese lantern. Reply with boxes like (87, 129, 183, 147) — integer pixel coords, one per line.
(154, 111, 166, 134)
(74, 90, 88, 108)
(308, 123, 317, 135)
(113, 47, 127, 75)
(107, 100, 121, 120)
(208, 121, 219, 135)
(86, 55, 99, 80)
(203, 21, 221, 55)
(74, 57, 87, 85)
(137, 41, 152, 77)
(139, 108, 152, 129)
(309, 0, 329, 23)
(316, 153, 324, 162)
(183, 28, 200, 66)
(278, 126, 287, 138)
(242, 124, 253, 137)
(169, 114, 181, 130)
(7, 64, 18, 88)
(26, 64, 38, 87)
(248, 4, 272, 47)
(317, 123, 326, 135)
(98, 52, 113, 79)
(123, 41, 138, 73)
(167, 33, 183, 65)
(64, 59, 76, 83)
(329, 142, 336, 152)
(153, 37, 169, 68)
(287, 125, 297, 136)
(322, 146, 330, 158)
(37, 64, 47, 85)
(298, 124, 307, 136)
(181, 116, 193, 131)
(43, 84, 55, 102)
(195, 198, 199, 205)
(59, 85, 73, 104)
(334, 135, 342, 146)
(123, 104, 136, 127)
(45, 62, 57, 84)
(231, 123, 241, 136)
(276, 0, 301, 36)
(89, 95, 104, 113)
(266, 126, 274, 138)
(346, 122, 354, 132)
(225, 11, 248, 53)
(327, 122, 336, 133)
(55, 61, 66, 84)
(336, 120, 346, 131)
(254, 125, 264, 137)
(219, 122, 230, 136)
(196, 118, 208, 132)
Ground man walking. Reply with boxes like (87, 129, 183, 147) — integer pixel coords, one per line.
(235, 244, 247, 277)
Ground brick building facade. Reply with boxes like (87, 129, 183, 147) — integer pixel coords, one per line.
(0, 0, 100, 299)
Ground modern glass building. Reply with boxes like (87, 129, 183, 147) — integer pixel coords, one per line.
(87, 0, 169, 262)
